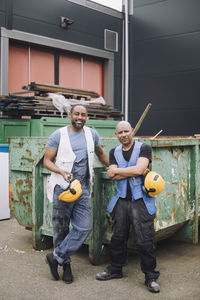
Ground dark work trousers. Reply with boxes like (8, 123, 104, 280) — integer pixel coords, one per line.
(110, 198, 160, 281)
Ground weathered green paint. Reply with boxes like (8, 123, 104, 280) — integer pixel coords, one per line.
(9, 136, 200, 263)
(0, 118, 118, 143)
(9, 137, 47, 249)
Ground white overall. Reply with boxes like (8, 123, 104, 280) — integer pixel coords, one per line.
(47, 125, 95, 203)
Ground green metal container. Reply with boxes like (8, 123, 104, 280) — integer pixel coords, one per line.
(0, 117, 118, 143)
(9, 136, 200, 264)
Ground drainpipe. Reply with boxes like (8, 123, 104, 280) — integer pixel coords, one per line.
(123, 0, 129, 121)
(121, 20, 125, 118)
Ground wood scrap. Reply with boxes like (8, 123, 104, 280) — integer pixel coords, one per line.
(22, 82, 99, 99)
(0, 83, 123, 120)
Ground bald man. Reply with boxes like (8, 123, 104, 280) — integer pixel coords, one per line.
(96, 121, 160, 293)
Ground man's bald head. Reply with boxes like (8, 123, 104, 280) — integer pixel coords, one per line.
(115, 121, 134, 149)
(116, 121, 132, 132)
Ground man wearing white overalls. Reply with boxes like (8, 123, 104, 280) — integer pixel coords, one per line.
(44, 105, 109, 283)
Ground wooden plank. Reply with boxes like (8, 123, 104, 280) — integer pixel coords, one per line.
(22, 82, 100, 99)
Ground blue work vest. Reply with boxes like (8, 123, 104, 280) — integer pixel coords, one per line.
(107, 141, 156, 215)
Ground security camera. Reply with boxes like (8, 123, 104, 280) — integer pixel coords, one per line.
(60, 16, 74, 28)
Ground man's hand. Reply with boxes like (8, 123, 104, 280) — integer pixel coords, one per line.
(143, 168, 150, 176)
(60, 171, 73, 182)
(107, 165, 118, 178)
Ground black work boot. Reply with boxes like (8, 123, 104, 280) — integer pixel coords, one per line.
(96, 265, 123, 281)
(145, 279, 160, 293)
(45, 253, 59, 280)
(62, 263, 73, 284)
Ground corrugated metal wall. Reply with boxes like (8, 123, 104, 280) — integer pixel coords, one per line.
(130, 0, 200, 135)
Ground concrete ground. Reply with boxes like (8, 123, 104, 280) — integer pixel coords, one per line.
(0, 217, 200, 300)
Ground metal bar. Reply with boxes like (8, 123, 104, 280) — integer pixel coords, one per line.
(54, 50, 60, 85)
(149, 138, 199, 148)
(151, 129, 163, 140)
(0, 35, 9, 95)
(193, 144, 199, 243)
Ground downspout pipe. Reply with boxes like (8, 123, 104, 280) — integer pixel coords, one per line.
(123, 0, 129, 121)
(121, 20, 125, 117)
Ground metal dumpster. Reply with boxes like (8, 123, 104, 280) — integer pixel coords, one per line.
(9, 136, 200, 264)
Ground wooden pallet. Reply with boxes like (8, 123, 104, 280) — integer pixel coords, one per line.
(0, 85, 123, 120)
(2, 108, 122, 120)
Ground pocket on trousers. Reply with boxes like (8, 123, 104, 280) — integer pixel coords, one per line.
(133, 199, 155, 243)
(140, 206, 155, 242)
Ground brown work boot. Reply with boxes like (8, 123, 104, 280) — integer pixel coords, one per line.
(62, 263, 73, 284)
(45, 253, 59, 280)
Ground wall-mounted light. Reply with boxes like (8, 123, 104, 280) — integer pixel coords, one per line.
(60, 16, 74, 29)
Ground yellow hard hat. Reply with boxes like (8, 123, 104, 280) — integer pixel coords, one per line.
(144, 171, 165, 197)
(59, 179, 82, 202)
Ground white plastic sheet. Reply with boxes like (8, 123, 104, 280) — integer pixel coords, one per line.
(48, 93, 106, 117)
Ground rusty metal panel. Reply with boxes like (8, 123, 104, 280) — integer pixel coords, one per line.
(148, 138, 200, 244)
(12, 171, 33, 228)
(9, 137, 47, 246)
(152, 146, 191, 229)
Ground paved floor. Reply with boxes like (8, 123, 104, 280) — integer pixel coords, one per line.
(0, 217, 200, 300)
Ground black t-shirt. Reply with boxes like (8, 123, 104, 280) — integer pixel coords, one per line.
(109, 142, 152, 200)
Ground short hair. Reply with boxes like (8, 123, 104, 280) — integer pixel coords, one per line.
(70, 104, 88, 113)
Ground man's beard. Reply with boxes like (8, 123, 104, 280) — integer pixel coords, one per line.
(71, 120, 85, 129)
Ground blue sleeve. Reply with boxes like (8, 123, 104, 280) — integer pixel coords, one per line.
(46, 129, 61, 149)
(91, 129, 100, 148)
